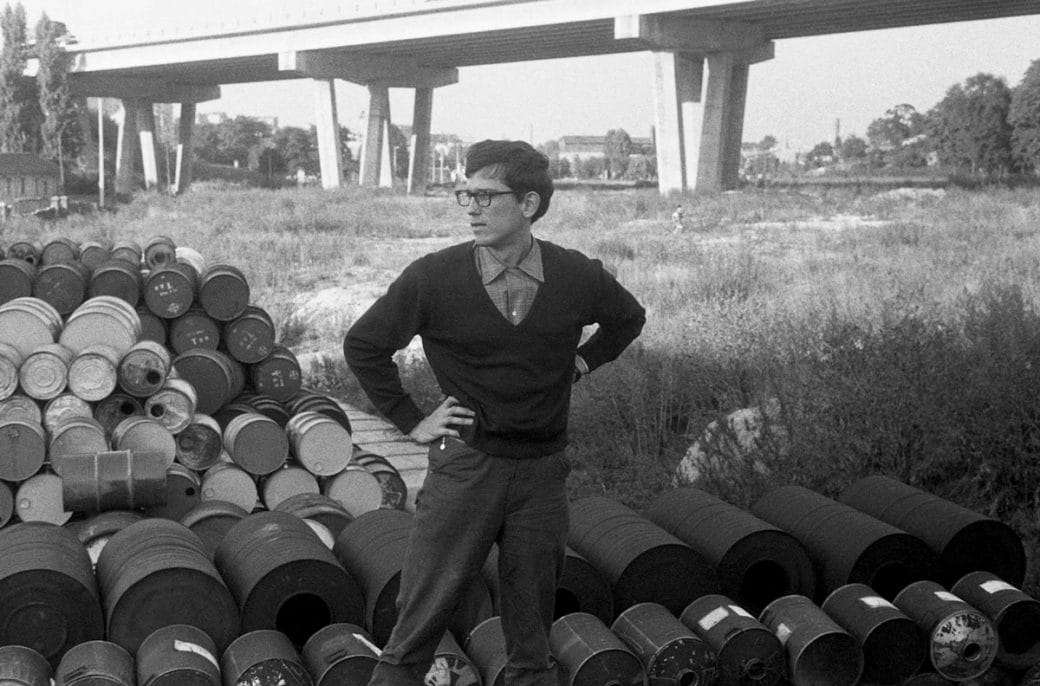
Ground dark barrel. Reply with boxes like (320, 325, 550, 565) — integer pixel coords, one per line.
(136, 305, 167, 345)
(300, 623, 380, 686)
(54, 640, 134, 686)
(287, 389, 352, 433)
(223, 411, 289, 476)
(173, 347, 243, 415)
(0, 645, 52, 684)
(221, 629, 314, 686)
(33, 261, 90, 315)
(6, 239, 43, 265)
(88, 259, 142, 307)
(41, 236, 80, 265)
(893, 579, 998, 681)
(568, 496, 718, 616)
(143, 261, 197, 319)
(252, 344, 303, 402)
(169, 307, 221, 354)
(332, 508, 492, 645)
(275, 492, 354, 540)
(223, 304, 276, 364)
(179, 499, 250, 560)
(93, 393, 144, 439)
(214, 510, 365, 647)
(550, 612, 647, 686)
(950, 570, 1040, 670)
(751, 484, 939, 600)
(79, 239, 113, 271)
(135, 623, 221, 686)
(60, 449, 168, 512)
(648, 487, 816, 614)
(820, 582, 927, 684)
(465, 617, 508, 686)
(611, 602, 717, 686)
(0, 522, 105, 667)
(67, 509, 145, 570)
(198, 263, 250, 322)
(680, 594, 786, 686)
(95, 518, 240, 654)
(758, 594, 863, 685)
(143, 235, 177, 271)
(109, 240, 141, 266)
(0, 257, 35, 305)
(839, 475, 1027, 587)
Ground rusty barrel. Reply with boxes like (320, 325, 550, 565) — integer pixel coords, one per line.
(88, 259, 142, 307)
(758, 594, 863, 685)
(223, 411, 289, 475)
(60, 449, 168, 512)
(136, 305, 167, 345)
(41, 236, 80, 265)
(0, 645, 52, 684)
(840, 475, 1027, 587)
(143, 234, 177, 271)
(680, 594, 786, 686)
(322, 464, 386, 517)
(143, 462, 202, 521)
(951, 570, 1040, 670)
(223, 304, 276, 364)
(95, 517, 240, 654)
(286, 410, 352, 477)
(275, 492, 354, 540)
(145, 375, 197, 433)
(0, 341, 22, 399)
(111, 415, 176, 467)
(893, 579, 998, 681)
(136, 623, 221, 686)
(262, 464, 320, 510)
(60, 296, 141, 357)
(0, 296, 62, 357)
(173, 348, 243, 414)
(0, 416, 46, 481)
(465, 617, 508, 686)
(287, 389, 352, 433)
(612, 602, 717, 686)
(15, 472, 72, 524)
(426, 630, 482, 686)
(568, 496, 718, 615)
(221, 630, 314, 686)
(33, 260, 90, 315)
(117, 338, 171, 397)
(176, 413, 223, 470)
(0, 256, 35, 305)
(300, 623, 380, 686)
(79, 239, 113, 271)
(143, 261, 197, 319)
(551, 612, 647, 686)
(201, 461, 259, 513)
(94, 393, 144, 439)
(55, 640, 134, 686)
(648, 487, 817, 615)
(51, 415, 110, 471)
(68, 343, 120, 402)
(19, 342, 72, 400)
(820, 582, 927, 684)
(68, 509, 145, 570)
(214, 510, 365, 647)
(169, 307, 221, 354)
(109, 240, 142, 266)
(351, 449, 408, 510)
(44, 393, 94, 432)
(198, 263, 250, 322)
(0, 521, 105, 666)
(751, 484, 939, 600)
(252, 344, 303, 402)
(244, 393, 291, 427)
(333, 508, 492, 645)
(7, 239, 43, 264)
(180, 499, 250, 560)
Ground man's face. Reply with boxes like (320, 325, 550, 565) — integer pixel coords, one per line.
(463, 167, 535, 251)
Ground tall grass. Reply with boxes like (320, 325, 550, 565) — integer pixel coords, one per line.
(8, 182, 1040, 592)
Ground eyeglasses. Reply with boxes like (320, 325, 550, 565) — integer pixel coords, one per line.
(455, 189, 517, 208)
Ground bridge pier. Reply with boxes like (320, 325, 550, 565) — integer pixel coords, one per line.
(135, 100, 160, 191)
(114, 101, 137, 197)
(313, 79, 344, 189)
(360, 85, 393, 188)
(173, 102, 196, 195)
(408, 87, 433, 195)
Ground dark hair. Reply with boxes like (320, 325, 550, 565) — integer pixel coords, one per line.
(465, 140, 554, 223)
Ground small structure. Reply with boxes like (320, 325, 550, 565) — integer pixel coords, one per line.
(0, 154, 61, 215)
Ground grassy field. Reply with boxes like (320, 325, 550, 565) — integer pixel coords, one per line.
(7, 180, 1040, 592)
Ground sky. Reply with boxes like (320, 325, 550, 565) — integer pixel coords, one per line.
(15, 1, 1040, 152)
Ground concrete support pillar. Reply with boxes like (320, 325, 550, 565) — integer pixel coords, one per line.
(360, 84, 390, 187)
(135, 99, 160, 191)
(173, 102, 195, 195)
(698, 52, 749, 192)
(651, 51, 703, 195)
(76, 98, 98, 175)
(407, 87, 433, 195)
(313, 78, 343, 190)
(114, 100, 137, 197)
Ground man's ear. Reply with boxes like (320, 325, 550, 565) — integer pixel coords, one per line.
(520, 191, 541, 219)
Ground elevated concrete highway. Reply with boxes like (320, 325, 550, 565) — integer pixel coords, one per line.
(65, 0, 1040, 195)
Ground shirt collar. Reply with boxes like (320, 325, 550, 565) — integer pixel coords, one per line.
(475, 239, 544, 284)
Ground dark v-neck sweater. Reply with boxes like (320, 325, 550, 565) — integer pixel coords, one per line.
(344, 239, 646, 458)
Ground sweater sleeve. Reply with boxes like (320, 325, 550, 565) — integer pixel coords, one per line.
(343, 260, 427, 434)
(575, 260, 646, 373)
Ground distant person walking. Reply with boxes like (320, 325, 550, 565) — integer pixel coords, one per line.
(344, 139, 646, 686)
(672, 204, 686, 233)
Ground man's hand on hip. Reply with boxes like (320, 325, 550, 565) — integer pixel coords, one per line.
(408, 395, 475, 444)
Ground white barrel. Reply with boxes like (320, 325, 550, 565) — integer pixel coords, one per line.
(285, 411, 352, 477)
(0, 341, 23, 400)
(144, 377, 197, 434)
(60, 296, 141, 357)
(261, 465, 320, 511)
(175, 413, 223, 471)
(0, 394, 42, 424)
(117, 339, 171, 398)
(322, 465, 385, 518)
(42, 393, 94, 433)
(201, 461, 258, 513)
(19, 342, 73, 400)
(16, 472, 72, 524)
(0, 296, 61, 357)
(111, 416, 176, 468)
(67, 344, 120, 402)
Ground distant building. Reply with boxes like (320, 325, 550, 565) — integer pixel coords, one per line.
(0, 154, 60, 204)
(557, 134, 653, 167)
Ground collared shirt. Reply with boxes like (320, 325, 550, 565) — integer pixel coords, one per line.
(475, 240, 543, 325)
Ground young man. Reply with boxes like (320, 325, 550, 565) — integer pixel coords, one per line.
(344, 139, 646, 686)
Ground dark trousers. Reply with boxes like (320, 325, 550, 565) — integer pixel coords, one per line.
(367, 440, 570, 686)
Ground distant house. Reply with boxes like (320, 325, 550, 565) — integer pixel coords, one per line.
(558, 134, 653, 167)
(0, 154, 60, 205)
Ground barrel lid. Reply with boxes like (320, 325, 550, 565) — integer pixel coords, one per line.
(145, 384, 197, 434)
(175, 418, 223, 471)
(144, 464, 203, 522)
(224, 414, 288, 476)
(168, 309, 221, 355)
(198, 264, 249, 322)
(93, 394, 144, 438)
(111, 417, 176, 467)
(0, 301, 59, 357)
(33, 262, 88, 315)
(201, 463, 258, 513)
(16, 472, 72, 524)
(0, 418, 46, 481)
(67, 348, 119, 402)
(88, 260, 142, 306)
(48, 419, 109, 475)
(262, 466, 320, 511)
(323, 467, 384, 518)
(0, 394, 43, 424)
(289, 414, 351, 477)
(223, 309, 275, 364)
(60, 300, 140, 357)
(143, 263, 196, 319)
(0, 258, 34, 305)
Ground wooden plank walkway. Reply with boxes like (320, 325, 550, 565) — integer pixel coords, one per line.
(342, 402, 428, 511)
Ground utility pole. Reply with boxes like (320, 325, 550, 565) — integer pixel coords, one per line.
(97, 98, 105, 209)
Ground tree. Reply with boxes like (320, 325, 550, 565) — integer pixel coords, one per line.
(0, 2, 40, 153)
(604, 128, 632, 180)
(35, 12, 71, 184)
(272, 125, 318, 176)
(867, 104, 925, 153)
(840, 134, 868, 161)
(928, 73, 1013, 176)
(1010, 58, 1040, 175)
(805, 141, 834, 168)
(759, 134, 777, 151)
